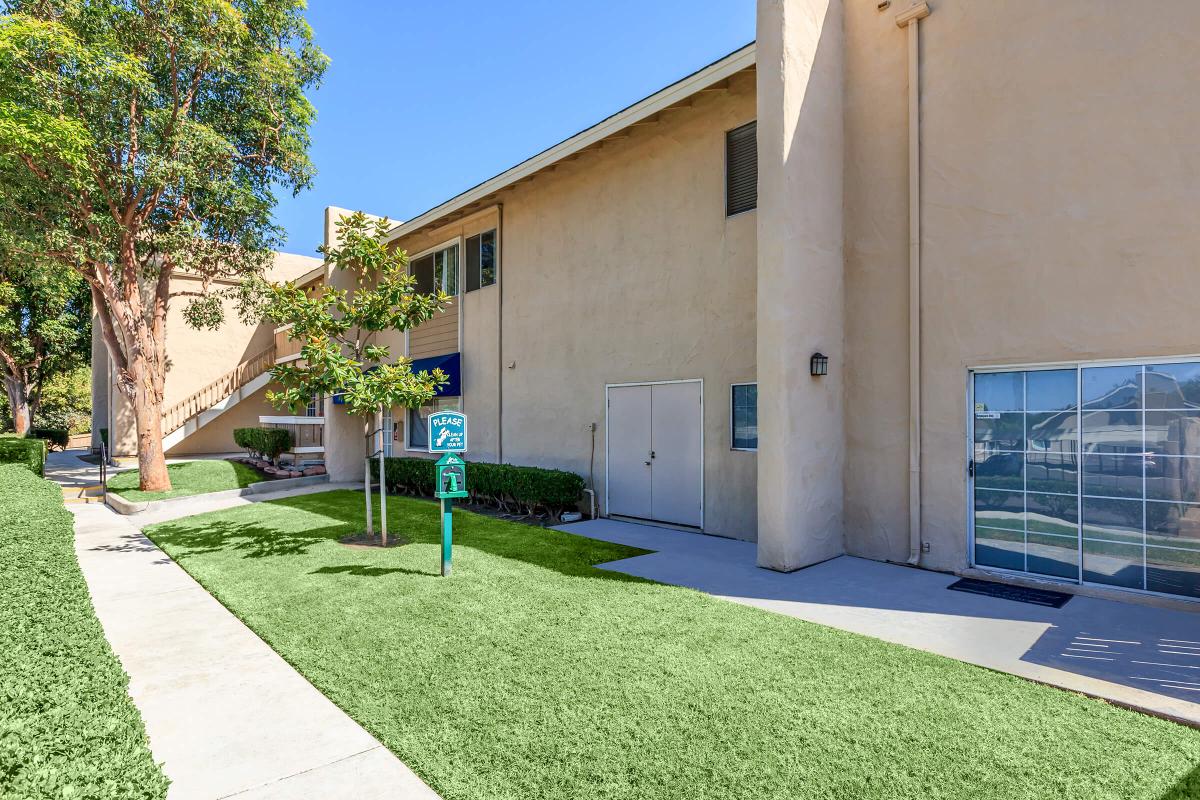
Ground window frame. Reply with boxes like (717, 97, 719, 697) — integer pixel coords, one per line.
(465, 228, 499, 292)
(304, 393, 324, 418)
(967, 352, 1200, 602)
(730, 382, 758, 452)
(724, 120, 758, 218)
(404, 396, 464, 452)
(382, 406, 396, 457)
(409, 238, 461, 296)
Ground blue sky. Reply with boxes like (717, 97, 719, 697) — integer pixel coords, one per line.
(272, 1, 756, 255)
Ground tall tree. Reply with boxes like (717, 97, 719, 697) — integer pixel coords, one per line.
(0, 1, 326, 489)
(262, 211, 451, 542)
(0, 256, 90, 433)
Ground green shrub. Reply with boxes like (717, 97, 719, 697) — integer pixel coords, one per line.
(0, 465, 168, 798)
(0, 436, 46, 475)
(28, 427, 69, 451)
(375, 457, 585, 518)
(233, 427, 293, 462)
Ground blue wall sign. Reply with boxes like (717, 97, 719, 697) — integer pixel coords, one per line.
(428, 411, 468, 453)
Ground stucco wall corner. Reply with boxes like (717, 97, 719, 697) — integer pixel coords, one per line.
(756, 0, 847, 572)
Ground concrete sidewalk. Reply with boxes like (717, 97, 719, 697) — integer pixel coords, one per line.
(43, 447, 440, 799)
(559, 518, 1200, 728)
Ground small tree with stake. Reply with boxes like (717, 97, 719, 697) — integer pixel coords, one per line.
(260, 211, 449, 544)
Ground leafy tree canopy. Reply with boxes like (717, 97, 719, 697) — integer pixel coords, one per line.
(263, 211, 451, 420)
(0, 1, 326, 307)
(0, 0, 327, 487)
(0, 252, 89, 431)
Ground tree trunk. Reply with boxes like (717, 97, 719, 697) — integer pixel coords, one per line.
(362, 415, 374, 536)
(131, 357, 171, 492)
(4, 377, 30, 435)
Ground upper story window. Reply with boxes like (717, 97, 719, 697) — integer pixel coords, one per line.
(410, 243, 459, 296)
(465, 229, 497, 292)
(725, 121, 757, 217)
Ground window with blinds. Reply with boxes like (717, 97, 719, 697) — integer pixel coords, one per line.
(725, 121, 757, 217)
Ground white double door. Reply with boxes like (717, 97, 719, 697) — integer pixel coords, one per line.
(607, 381, 702, 528)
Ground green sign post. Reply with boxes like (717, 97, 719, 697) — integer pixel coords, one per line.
(429, 412, 467, 576)
(434, 452, 467, 576)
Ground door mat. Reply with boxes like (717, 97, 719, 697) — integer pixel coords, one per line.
(948, 578, 1072, 608)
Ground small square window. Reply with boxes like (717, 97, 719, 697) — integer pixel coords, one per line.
(732, 383, 757, 450)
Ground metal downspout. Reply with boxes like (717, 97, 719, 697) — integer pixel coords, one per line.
(897, 2, 931, 565)
(497, 202, 504, 463)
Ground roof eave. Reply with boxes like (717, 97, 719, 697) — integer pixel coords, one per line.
(384, 42, 756, 244)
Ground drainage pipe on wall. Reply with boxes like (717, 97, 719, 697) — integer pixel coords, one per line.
(897, 2, 931, 565)
(497, 202, 505, 463)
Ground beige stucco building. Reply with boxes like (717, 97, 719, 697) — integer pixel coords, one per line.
(92, 251, 323, 461)
(99, 0, 1200, 605)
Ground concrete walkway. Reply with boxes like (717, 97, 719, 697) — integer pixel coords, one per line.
(559, 518, 1200, 727)
(46, 452, 439, 799)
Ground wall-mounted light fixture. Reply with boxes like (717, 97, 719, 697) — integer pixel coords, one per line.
(810, 352, 829, 377)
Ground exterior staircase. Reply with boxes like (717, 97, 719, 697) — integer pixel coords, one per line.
(160, 344, 277, 452)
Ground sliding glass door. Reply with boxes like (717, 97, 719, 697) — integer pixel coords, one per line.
(971, 361, 1200, 600)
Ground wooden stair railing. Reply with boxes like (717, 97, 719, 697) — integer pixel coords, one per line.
(161, 344, 277, 435)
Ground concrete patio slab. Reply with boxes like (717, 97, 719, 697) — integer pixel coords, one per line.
(558, 518, 1200, 727)
(60, 480, 439, 799)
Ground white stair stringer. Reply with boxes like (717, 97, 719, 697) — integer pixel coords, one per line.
(162, 371, 272, 452)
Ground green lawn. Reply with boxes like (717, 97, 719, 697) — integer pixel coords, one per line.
(108, 459, 261, 501)
(0, 465, 167, 799)
(144, 491, 1200, 800)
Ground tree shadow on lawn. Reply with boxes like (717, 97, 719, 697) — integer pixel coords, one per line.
(149, 515, 348, 561)
(149, 490, 654, 583)
(311, 564, 429, 578)
(1160, 763, 1200, 800)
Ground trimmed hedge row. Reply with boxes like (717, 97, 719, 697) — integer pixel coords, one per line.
(233, 427, 293, 462)
(0, 435, 46, 476)
(0, 465, 168, 799)
(29, 427, 69, 451)
(374, 457, 585, 518)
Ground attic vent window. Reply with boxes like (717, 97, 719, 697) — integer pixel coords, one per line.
(725, 120, 757, 217)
